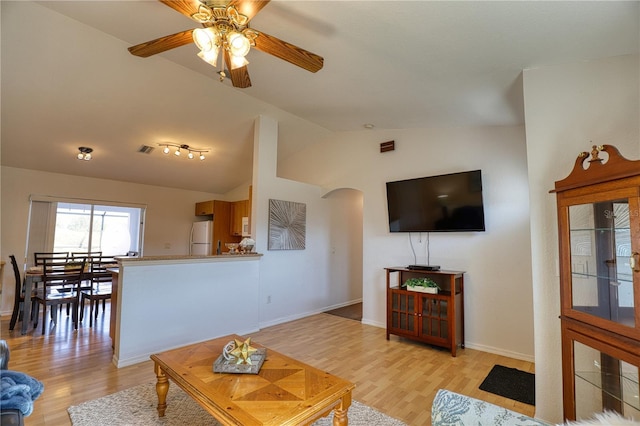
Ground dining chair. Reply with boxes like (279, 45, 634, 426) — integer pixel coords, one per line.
(33, 258, 86, 333)
(80, 256, 114, 327)
(8, 255, 37, 332)
(33, 252, 69, 266)
(70, 252, 100, 290)
(70, 251, 102, 261)
(33, 252, 71, 306)
(34, 253, 85, 314)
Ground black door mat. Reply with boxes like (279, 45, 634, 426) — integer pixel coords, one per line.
(479, 364, 535, 405)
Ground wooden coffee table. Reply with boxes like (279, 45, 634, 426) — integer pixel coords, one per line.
(150, 335, 355, 425)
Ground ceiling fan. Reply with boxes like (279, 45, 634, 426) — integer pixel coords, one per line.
(128, 0, 324, 88)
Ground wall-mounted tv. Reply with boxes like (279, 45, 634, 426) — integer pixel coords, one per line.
(386, 170, 486, 232)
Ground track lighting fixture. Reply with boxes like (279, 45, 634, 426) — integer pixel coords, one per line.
(158, 143, 208, 161)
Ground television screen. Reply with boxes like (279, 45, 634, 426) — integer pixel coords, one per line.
(386, 170, 485, 232)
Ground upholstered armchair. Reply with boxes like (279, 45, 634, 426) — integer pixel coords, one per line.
(0, 340, 44, 426)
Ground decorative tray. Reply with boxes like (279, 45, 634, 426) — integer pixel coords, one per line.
(213, 348, 266, 374)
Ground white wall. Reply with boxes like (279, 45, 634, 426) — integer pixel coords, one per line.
(0, 166, 220, 315)
(251, 116, 362, 327)
(523, 54, 639, 423)
(279, 125, 535, 361)
(115, 257, 260, 367)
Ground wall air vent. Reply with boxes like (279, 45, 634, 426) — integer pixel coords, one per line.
(138, 145, 155, 154)
(380, 140, 395, 153)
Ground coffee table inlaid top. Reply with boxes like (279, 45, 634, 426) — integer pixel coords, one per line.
(150, 335, 356, 426)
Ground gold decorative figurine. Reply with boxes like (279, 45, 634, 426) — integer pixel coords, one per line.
(229, 338, 257, 365)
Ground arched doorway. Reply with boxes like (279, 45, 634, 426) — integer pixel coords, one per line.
(323, 188, 364, 316)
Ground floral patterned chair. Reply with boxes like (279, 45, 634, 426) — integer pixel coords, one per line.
(431, 389, 549, 426)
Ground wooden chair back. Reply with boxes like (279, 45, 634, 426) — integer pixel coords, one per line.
(89, 256, 115, 285)
(8, 255, 30, 331)
(34, 252, 69, 266)
(9, 255, 22, 298)
(41, 257, 85, 292)
(70, 252, 102, 262)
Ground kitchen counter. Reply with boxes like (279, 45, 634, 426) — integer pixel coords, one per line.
(111, 253, 262, 367)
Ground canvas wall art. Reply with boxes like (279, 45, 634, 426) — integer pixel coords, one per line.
(268, 199, 306, 250)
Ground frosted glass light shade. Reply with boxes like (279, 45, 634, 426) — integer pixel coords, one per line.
(193, 28, 218, 52)
(229, 55, 248, 70)
(197, 48, 219, 67)
(227, 32, 250, 57)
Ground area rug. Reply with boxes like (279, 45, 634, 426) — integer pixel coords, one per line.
(68, 382, 406, 426)
(479, 364, 535, 406)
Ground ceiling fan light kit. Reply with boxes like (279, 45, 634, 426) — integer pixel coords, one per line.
(128, 0, 324, 88)
(77, 146, 93, 161)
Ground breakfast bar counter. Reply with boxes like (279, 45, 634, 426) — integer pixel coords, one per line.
(112, 254, 262, 367)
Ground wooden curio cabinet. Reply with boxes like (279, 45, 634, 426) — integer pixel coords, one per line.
(552, 145, 640, 421)
(386, 267, 464, 356)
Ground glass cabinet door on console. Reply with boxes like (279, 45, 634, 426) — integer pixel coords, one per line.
(389, 289, 417, 336)
(418, 295, 449, 343)
(388, 290, 451, 344)
(553, 145, 640, 421)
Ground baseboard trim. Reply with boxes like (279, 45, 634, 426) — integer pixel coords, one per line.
(361, 318, 384, 328)
(464, 341, 535, 363)
(259, 299, 363, 330)
(322, 298, 362, 312)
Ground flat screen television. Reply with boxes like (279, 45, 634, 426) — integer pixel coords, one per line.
(386, 169, 486, 232)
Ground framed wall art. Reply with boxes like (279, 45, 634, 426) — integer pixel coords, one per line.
(268, 199, 306, 250)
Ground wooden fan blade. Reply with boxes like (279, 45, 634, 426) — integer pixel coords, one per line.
(228, 0, 271, 21)
(159, 0, 203, 20)
(252, 31, 323, 73)
(128, 29, 195, 57)
(224, 50, 252, 88)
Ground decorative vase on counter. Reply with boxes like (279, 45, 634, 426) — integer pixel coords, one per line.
(239, 238, 255, 253)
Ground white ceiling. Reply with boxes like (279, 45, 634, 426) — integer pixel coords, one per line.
(2, 1, 638, 194)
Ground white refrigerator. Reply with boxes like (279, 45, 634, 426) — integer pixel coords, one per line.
(190, 220, 213, 255)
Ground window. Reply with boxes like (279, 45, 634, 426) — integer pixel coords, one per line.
(25, 197, 145, 266)
(53, 203, 142, 256)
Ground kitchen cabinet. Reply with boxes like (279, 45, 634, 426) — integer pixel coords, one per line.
(386, 267, 464, 356)
(195, 201, 214, 216)
(194, 200, 238, 251)
(552, 145, 640, 421)
(230, 199, 250, 237)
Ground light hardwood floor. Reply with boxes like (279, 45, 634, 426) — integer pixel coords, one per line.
(2, 303, 535, 425)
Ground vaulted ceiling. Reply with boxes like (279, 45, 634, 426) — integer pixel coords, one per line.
(2, 1, 638, 193)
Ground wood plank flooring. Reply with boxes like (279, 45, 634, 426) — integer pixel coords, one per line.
(2, 303, 535, 425)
